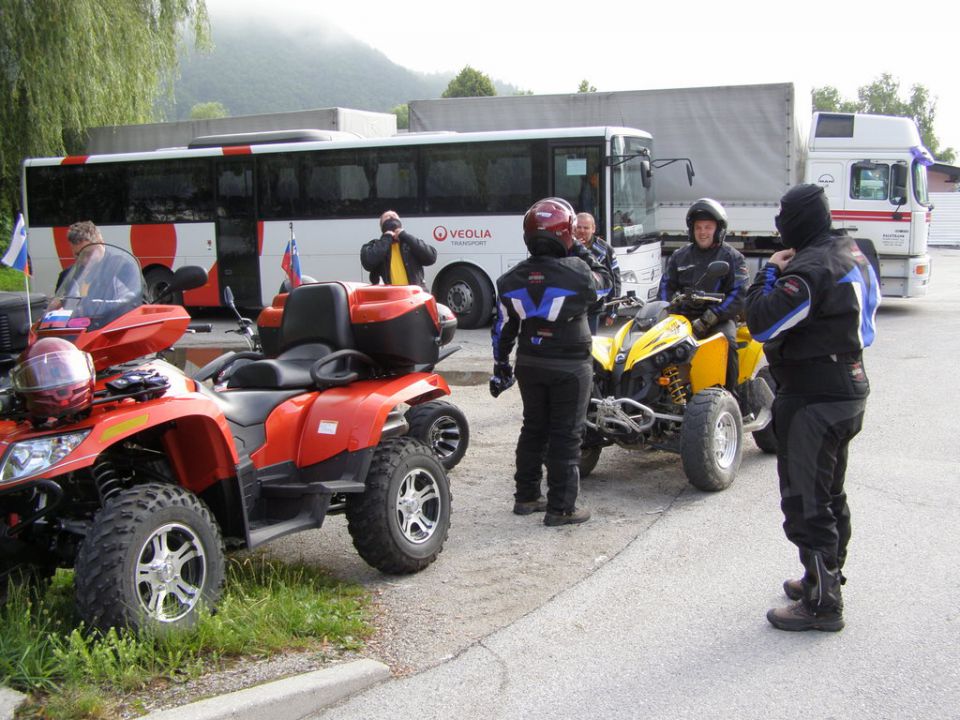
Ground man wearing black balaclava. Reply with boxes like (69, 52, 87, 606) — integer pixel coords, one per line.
(745, 184, 881, 632)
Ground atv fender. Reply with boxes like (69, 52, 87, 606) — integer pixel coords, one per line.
(296, 373, 449, 468)
(0, 392, 238, 496)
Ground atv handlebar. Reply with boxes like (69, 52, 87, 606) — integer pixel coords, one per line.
(668, 291, 723, 313)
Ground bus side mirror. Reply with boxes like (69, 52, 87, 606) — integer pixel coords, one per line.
(641, 160, 652, 189)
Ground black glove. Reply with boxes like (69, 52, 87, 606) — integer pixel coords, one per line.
(691, 318, 707, 337)
(489, 361, 515, 398)
(701, 308, 719, 328)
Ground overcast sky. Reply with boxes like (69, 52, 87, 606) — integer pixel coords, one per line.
(205, 0, 960, 160)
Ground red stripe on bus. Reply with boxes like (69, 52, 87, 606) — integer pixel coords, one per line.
(222, 146, 252, 155)
(54, 226, 73, 268)
(61, 156, 89, 165)
(184, 260, 221, 307)
(131, 224, 176, 269)
(257, 221, 264, 256)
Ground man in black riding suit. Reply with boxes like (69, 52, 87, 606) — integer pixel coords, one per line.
(490, 197, 612, 527)
(659, 198, 749, 395)
(745, 183, 881, 632)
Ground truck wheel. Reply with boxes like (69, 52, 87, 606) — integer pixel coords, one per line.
(436, 267, 492, 330)
(406, 400, 470, 470)
(680, 388, 743, 491)
(751, 367, 778, 454)
(144, 267, 181, 305)
(74, 482, 225, 632)
(346, 437, 451, 574)
(579, 445, 602, 478)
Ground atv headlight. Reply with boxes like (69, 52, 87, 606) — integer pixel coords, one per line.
(0, 431, 90, 485)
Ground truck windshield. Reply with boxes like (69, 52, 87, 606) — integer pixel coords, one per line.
(912, 161, 930, 206)
(610, 135, 656, 248)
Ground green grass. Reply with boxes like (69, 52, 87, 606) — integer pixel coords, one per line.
(0, 264, 35, 291)
(1, 555, 372, 719)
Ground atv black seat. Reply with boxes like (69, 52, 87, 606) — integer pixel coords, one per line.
(227, 283, 359, 390)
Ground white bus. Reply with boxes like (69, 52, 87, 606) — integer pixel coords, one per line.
(21, 126, 662, 328)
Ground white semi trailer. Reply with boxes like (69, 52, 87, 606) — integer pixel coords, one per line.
(409, 83, 933, 296)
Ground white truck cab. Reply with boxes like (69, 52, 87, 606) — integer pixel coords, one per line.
(807, 112, 933, 297)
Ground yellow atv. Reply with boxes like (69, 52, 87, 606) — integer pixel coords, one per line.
(582, 262, 775, 491)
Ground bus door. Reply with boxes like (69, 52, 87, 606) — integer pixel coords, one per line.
(214, 159, 262, 307)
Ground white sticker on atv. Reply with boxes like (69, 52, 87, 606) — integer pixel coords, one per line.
(317, 420, 338, 435)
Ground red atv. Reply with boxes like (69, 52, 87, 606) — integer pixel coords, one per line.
(0, 244, 465, 631)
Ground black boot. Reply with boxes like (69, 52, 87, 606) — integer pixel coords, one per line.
(768, 552, 844, 632)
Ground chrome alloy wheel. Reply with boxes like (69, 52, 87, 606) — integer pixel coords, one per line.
(394, 468, 442, 545)
(713, 410, 739, 470)
(136, 522, 207, 623)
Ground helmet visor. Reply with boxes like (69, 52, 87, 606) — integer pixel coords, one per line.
(11, 350, 95, 392)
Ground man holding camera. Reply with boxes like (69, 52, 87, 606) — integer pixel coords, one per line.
(360, 210, 437, 289)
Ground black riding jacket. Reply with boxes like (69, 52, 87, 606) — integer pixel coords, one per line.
(745, 233, 881, 364)
(658, 242, 749, 323)
(360, 230, 437, 289)
(492, 243, 612, 364)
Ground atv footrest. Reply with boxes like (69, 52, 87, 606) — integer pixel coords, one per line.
(247, 493, 330, 548)
(260, 481, 331, 498)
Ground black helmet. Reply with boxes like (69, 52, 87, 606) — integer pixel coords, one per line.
(686, 198, 728, 245)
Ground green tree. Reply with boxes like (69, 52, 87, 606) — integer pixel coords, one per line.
(812, 74, 955, 163)
(577, 80, 597, 93)
(391, 103, 409, 131)
(442, 66, 496, 98)
(189, 101, 229, 120)
(0, 0, 211, 224)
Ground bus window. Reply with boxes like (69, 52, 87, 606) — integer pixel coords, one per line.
(27, 163, 126, 226)
(259, 153, 302, 219)
(372, 148, 418, 214)
(126, 159, 213, 223)
(424, 142, 535, 214)
(552, 145, 600, 218)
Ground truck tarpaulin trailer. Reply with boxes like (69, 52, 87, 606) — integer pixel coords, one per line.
(409, 83, 934, 297)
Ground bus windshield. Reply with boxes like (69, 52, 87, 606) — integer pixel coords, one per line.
(610, 135, 656, 248)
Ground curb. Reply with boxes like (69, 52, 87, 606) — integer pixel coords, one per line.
(1, 687, 27, 720)
(142, 659, 391, 720)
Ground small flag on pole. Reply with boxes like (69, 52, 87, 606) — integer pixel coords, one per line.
(281, 224, 302, 290)
(2, 213, 29, 275)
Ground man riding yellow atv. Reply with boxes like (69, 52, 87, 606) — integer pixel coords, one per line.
(582, 261, 776, 491)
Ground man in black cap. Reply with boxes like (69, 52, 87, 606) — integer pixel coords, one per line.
(745, 183, 881, 632)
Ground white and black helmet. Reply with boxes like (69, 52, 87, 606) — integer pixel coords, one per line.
(686, 198, 728, 245)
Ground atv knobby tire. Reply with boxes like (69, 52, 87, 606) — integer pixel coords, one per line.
(680, 387, 743, 491)
(347, 437, 451, 574)
(751, 367, 778, 454)
(406, 400, 470, 470)
(579, 445, 602, 478)
(74, 482, 225, 632)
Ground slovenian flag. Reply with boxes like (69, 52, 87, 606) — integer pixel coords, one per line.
(281, 231, 302, 290)
(2, 213, 29, 274)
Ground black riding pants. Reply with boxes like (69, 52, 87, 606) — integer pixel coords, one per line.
(514, 358, 592, 514)
(771, 360, 869, 569)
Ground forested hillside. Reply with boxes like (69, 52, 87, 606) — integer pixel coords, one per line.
(170, 17, 518, 119)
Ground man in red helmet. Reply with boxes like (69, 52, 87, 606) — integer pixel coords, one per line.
(490, 197, 612, 527)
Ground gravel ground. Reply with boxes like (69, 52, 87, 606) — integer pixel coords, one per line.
(113, 327, 739, 716)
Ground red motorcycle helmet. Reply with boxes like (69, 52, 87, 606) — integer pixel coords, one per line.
(10, 337, 95, 422)
(523, 197, 578, 254)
